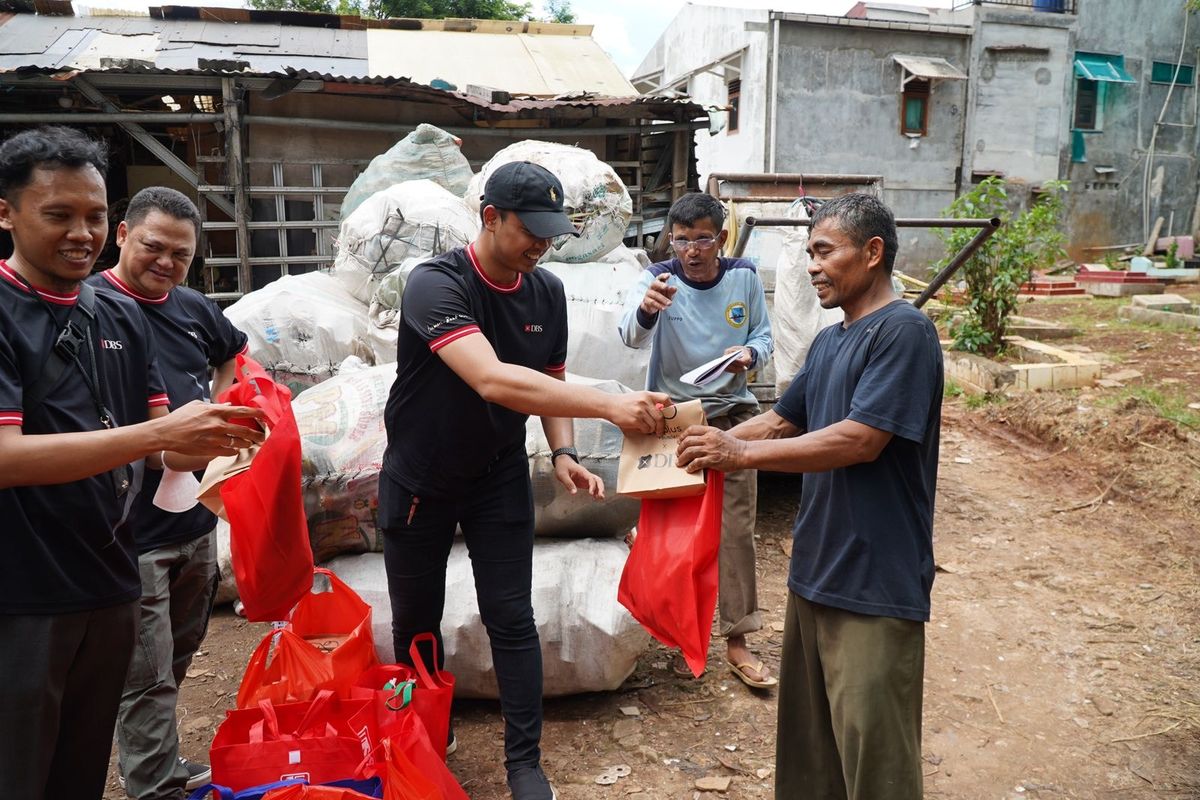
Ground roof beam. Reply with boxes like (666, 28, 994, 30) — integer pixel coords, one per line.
(70, 77, 236, 219)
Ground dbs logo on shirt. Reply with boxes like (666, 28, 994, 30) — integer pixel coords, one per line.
(101, 339, 124, 350)
(524, 324, 544, 333)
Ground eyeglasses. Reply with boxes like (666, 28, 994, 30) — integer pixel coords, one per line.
(670, 237, 719, 253)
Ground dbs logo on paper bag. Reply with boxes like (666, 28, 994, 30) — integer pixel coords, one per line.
(638, 454, 675, 470)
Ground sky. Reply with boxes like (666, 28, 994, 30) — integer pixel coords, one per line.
(78, 0, 954, 78)
(529, 0, 954, 76)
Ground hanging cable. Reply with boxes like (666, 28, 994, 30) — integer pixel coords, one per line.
(1142, 2, 1192, 241)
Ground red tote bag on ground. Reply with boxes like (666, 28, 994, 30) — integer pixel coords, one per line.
(211, 691, 377, 791)
(355, 632, 454, 763)
(239, 569, 380, 708)
(617, 471, 725, 677)
(217, 354, 314, 622)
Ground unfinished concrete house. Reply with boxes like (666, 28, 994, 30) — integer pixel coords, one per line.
(635, 0, 1199, 268)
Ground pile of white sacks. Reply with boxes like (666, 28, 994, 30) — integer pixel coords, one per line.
(220, 125, 656, 697)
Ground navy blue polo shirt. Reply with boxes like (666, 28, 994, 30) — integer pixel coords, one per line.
(89, 270, 247, 554)
(380, 244, 568, 508)
(0, 260, 169, 614)
(774, 299, 943, 622)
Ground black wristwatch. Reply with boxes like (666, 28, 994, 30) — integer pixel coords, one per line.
(551, 446, 580, 465)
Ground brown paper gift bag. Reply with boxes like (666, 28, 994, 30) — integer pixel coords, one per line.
(616, 399, 707, 499)
(195, 435, 261, 520)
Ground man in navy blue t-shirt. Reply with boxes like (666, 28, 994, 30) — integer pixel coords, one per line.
(382, 161, 669, 800)
(678, 194, 942, 800)
(0, 127, 262, 800)
(89, 187, 248, 799)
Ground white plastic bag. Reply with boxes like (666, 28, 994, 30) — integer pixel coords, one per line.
(328, 541, 651, 698)
(333, 179, 479, 304)
(340, 124, 473, 221)
(223, 271, 384, 396)
(467, 141, 632, 264)
(773, 218, 843, 396)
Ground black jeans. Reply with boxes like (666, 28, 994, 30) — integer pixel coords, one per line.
(0, 601, 138, 800)
(381, 448, 542, 772)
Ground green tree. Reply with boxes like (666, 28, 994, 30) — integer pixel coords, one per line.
(935, 178, 1068, 358)
(542, 0, 576, 23)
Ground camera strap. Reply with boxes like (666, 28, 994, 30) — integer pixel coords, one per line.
(18, 277, 135, 515)
(25, 281, 98, 410)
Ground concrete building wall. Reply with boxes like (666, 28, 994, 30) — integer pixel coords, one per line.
(639, 5, 771, 183)
(964, 10, 1074, 185)
(1065, 1, 1200, 252)
(771, 20, 972, 271)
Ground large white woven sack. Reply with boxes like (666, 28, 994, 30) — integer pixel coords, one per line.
(333, 179, 479, 304)
(466, 141, 632, 264)
(223, 271, 393, 397)
(328, 542, 651, 698)
(340, 124, 473, 221)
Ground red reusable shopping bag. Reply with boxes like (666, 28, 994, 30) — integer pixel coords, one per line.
(239, 569, 380, 708)
(261, 785, 379, 800)
(217, 354, 314, 622)
(354, 633, 455, 763)
(211, 691, 377, 791)
(617, 471, 725, 677)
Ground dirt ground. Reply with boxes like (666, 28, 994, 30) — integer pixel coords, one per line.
(106, 289, 1200, 800)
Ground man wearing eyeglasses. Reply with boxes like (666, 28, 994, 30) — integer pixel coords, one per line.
(618, 191, 775, 689)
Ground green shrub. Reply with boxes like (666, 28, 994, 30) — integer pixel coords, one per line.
(936, 178, 1068, 358)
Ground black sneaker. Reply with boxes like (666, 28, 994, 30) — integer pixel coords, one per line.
(507, 765, 557, 800)
(180, 757, 212, 791)
(117, 758, 211, 792)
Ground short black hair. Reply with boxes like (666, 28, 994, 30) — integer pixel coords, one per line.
(126, 186, 201, 238)
(810, 193, 899, 273)
(668, 192, 726, 232)
(0, 126, 108, 204)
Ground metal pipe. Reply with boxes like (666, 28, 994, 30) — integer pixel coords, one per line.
(243, 115, 705, 137)
(710, 172, 884, 185)
(0, 112, 223, 123)
(729, 215, 1001, 310)
(913, 218, 1001, 308)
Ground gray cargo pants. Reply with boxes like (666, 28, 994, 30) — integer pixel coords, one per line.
(709, 405, 763, 638)
(116, 530, 217, 800)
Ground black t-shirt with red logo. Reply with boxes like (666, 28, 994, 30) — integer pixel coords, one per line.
(381, 244, 567, 506)
(0, 260, 169, 614)
(88, 270, 248, 554)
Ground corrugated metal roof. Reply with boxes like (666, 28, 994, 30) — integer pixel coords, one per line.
(0, 11, 637, 96)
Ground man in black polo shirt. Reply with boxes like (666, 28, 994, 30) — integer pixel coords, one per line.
(89, 187, 248, 799)
(382, 161, 668, 800)
(0, 127, 263, 800)
(677, 193, 943, 800)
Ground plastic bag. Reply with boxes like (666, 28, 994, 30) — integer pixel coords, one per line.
(211, 691, 377, 791)
(617, 471, 725, 677)
(333, 180, 479, 304)
(223, 272, 386, 397)
(217, 355, 314, 622)
(466, 141, 632, 263)
(340, 125, 473, 221)
(238, 569, 380, 707)
(187, 777, 382, 800)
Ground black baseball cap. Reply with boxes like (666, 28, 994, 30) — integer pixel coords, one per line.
(481, 161, 579, 240)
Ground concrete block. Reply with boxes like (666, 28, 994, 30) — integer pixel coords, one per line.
(1118, 305, 1200, 330)
(1131, 293, 1193, 310)
(1081, 281, 1164, 297)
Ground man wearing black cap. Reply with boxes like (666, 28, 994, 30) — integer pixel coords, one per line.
(380, 161, 669, 800)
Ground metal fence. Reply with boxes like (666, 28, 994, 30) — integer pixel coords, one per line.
(951, 0, 1077, 12)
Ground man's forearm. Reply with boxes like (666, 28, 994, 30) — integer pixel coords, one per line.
(738, 419, 890, 473)
(0, 422, 166, 489)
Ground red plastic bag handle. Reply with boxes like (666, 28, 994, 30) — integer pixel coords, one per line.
(407, 632, 449, 690)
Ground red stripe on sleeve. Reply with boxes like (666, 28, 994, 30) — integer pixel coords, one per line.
(429, 325, 481, 353)
(148, 394, 171, 408)
(0, 412, 23, 426)
(544, 363, 567, 374)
